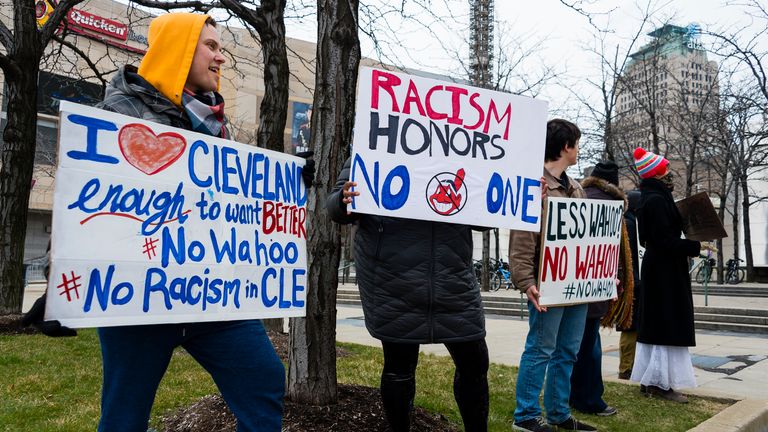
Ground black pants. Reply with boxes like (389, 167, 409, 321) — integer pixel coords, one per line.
(380, 339, 489, 432)
(569, 318, 608, 413)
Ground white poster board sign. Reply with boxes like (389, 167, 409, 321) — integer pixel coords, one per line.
(46, 102, 308, 328)
(350, 67, 548, 231)
(538, 197, 623, 306)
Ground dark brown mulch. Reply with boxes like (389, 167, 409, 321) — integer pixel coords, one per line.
(162, 384, 458, 432)
(162, 331, 458, 432)
(267, 330, 352, 363)
(0, 314, 38, 335)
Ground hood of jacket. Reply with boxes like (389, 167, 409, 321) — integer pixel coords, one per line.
(581, 176, 628, 209)
(138, 13, 211, 106)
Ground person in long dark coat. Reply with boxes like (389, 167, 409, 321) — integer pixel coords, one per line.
(630, 147, 705, 403)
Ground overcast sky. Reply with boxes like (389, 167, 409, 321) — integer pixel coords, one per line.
(283, 0, 764, 106)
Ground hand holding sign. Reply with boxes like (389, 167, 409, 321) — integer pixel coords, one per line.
(342, 181, 360, 210)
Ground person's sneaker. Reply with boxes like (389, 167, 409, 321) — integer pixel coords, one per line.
(596, 406, 618, 416)
(646, 386, 689, 403)
(513, 416, 554, 432)
(550, 416, 598, 431)
(618, 371, 631, 380)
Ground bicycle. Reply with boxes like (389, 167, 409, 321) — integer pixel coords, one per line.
(725, 257, 745, 284)
(490, 259, 514, 291)
(473, 259, 484, 280)
(691, 252, 716, 284)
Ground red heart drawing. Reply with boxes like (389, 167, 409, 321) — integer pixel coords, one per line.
(118, 123, 186, 175)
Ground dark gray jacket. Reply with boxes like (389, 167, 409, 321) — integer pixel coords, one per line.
(326, 157, 485, 343)
(98, 65, 230, 136)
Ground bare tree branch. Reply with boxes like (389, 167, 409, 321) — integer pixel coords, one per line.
(0, 20, 13, 50)
(128, 0, 220, 12)
(39, 0, 85, 48)
(0, 52, 21, 78)
(51, 34, 112, 88)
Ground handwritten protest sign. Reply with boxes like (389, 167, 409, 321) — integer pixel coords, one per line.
(538, 197, 624, 306)
(45, 102, 308, 328)
(349, 67, 548, 231)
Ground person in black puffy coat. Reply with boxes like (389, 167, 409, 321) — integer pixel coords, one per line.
(327, 156, 489, 432)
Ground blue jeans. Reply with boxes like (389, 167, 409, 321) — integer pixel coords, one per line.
(570, 318, 607, 413)
(97, 320, 285, 432)
(514, 302, 587, 424)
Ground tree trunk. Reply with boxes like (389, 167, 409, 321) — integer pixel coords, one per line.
(739, 175, 755, 282)
(684, 135, 698, 198)
(287, 0, 360, 405)
(481, 231, 490, 291)
(603, 116, 615, 162)
(715, 176, 729, 284)
(0, 55, 40, 314)
(731, 182, 740, 265)
(253, 0, 290, 154)
(649, 112, 660, 155)
(247, 0, 290, 332)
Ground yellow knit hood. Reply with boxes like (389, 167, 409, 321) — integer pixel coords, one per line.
(138, 13, 212, 106)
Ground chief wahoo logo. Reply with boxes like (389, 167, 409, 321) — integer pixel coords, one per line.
(426, 168, 468, 216)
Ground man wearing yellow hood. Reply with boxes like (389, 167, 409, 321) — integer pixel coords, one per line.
(94, 13, 285, 432)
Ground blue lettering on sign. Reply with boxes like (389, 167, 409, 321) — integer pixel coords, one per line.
(221, 146, 239, 195)
(260, 267, 305, 309)
(68, 179, 187, 236)
(211, 228, 238, 264)
(143, 267, 241, 312)
(486, 173, 539, 224)
(187, 144, 306, 205)
(351, 154, 410, 210)
(521, 177, 539, 224)
(188, 140, 212, 187)
(381, 165, 410, 210)
(292, 268, 306, 307)
(83, 264, 134, 312)
(66, 114, 119, 164)
(261, 268, 278, 307)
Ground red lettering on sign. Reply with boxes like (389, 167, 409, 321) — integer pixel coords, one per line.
(68, 9, 128, 41)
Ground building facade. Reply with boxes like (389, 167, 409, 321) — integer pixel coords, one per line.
(614, 24, 722, 195)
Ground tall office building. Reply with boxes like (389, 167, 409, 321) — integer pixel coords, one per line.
(614, 23, 721, 194)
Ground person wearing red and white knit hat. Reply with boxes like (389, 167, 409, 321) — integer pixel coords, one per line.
(630, 147, 707, 404)
(633, 147, 669, 179)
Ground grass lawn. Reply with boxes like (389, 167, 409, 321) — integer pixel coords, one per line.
(1, 329, 728, 431)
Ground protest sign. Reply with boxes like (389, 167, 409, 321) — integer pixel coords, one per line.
(349, 67, 548, 231)
(676, 192, 727, 241)
(538, 197, 624, 306)
(45, 102, 309, 328)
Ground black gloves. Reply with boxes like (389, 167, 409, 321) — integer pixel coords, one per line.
(21, 294, 77, 337)
(296, 151, 316, 189)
